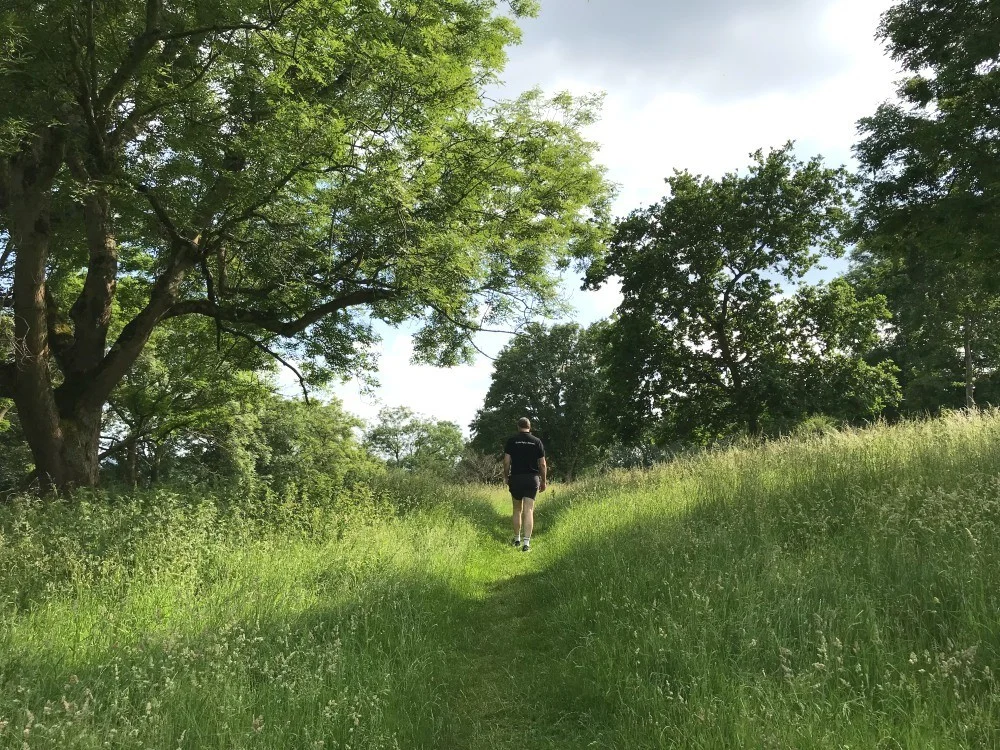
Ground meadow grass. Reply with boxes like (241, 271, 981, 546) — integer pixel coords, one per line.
(2, 411, 1000, 748)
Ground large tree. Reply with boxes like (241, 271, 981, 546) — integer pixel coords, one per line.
(854, 0, 1000, 264)
(588, 145, 899, 443)
(0, 0, 611, 492)
(853, 0, 1000, 411)
(470, 322, 604, 481)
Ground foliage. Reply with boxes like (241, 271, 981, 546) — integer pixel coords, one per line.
(100, 314, 275, 487)
(365, 406, 464, 476)
(470, 322, 605, 480)
(0, 401, 31, 494)
(251, 398, 381, 501)
(848, 244, 1000, 414)
(589, 144, 899, 443)
(97, 306, 378, 496)
(852, 0, 1000, 415)
(0, 0, 612, 490)
(854, 0, 1000, 270)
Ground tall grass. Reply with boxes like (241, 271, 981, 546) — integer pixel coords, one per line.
(3, 411, 1000, 748)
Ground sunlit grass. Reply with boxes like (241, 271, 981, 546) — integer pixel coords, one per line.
(3, 411, 1000, 748)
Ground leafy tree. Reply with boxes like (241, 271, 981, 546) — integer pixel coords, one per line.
(133, 390, 375, 497)
(470, 322, 604, 481)
(365, 407, 420, 467)
(855, 0, 1000, 268)
(365, 406, 464, 475)
(848, 245, 1000, 413)
(0, 0, 611, 493)
(781, 279, 902, 425)
(408, 419, 465, 476)
(853, 0, 1000, 411)
(251, 397, 378, 501)
(101, 314, 275, 487)
(588, 145, 899, 443)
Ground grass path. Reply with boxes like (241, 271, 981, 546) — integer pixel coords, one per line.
(430, 495, 585, 749)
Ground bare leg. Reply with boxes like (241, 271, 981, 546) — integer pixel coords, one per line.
(522, 498, 535, 541)
(512, 498, 523, 539)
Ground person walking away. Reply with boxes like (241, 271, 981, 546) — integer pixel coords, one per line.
(504, 417, 547, 552)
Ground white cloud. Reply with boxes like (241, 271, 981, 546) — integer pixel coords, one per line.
(518, 0, 899, 215)
(331, 327, 501, 433)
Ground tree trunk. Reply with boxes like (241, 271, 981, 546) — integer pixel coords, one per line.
(964, 315, 976, 409)
(60, 409, 103, 489)
(127, 436, 139, 488)
(150, 442, 162, 485)
(17, 405, 104, 492)
(3, 132, 175, 494)
(5, 135, 71, 492)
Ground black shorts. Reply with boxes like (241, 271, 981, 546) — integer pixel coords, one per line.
(509, 474, 540, 500)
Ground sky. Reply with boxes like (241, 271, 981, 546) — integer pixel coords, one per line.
(326, 0, 902, 434)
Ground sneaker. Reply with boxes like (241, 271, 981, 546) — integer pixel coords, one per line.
(511, 538, 521, 547)
(521, 543, 530, 552)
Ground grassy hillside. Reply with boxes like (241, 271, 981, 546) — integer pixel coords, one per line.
(3, 412, 1000, 748)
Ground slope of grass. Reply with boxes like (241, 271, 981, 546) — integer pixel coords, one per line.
(2, 411, 1000, 748)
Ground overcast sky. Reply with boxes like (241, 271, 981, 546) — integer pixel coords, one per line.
(326, 0, 901, 434)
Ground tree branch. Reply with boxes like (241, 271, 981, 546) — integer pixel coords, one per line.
(164, 287, 397, 337)
(99, 430, 141, 462)
(94, 0, 163, 113)
(426, 301, 527, 337)
(78, 240, 199, 411)
(137, 183, 193, 248)
(96, 1, 303, 115)
(109, 41, 223, 150)
(215, 161, 314, 234)
(219, 325, 311, 404)
(158, 20, 274, 42)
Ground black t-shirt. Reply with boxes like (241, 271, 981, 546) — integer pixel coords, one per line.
(504, 432, 546, 476)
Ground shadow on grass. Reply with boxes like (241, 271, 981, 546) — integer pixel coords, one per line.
(446, 483, 585, 550)
(2, 563, 483, 749)
(462, 476, 1000, 749)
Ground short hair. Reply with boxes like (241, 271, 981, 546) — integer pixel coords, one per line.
(517, 417, 531, 430)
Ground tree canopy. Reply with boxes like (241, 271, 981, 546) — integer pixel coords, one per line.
(589, 145, 899, 443)
(365, 406, 464, 475)
(854, 0, 1000, 270)
(0, 0, 611, 492)
(851, 0, 1000, 415)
